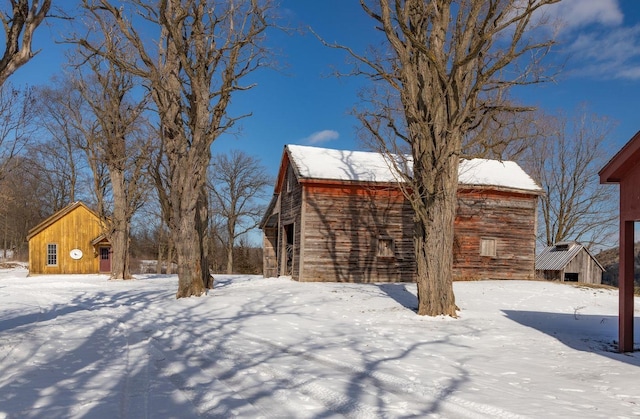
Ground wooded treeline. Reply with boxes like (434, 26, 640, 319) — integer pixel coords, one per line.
(0, 78, 269, 276)
(0, 141, 267, 275)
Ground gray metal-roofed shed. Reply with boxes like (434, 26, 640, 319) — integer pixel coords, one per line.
(535, 241, 604, 284)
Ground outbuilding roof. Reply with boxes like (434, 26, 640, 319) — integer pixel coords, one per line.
(26, 201, 101, 241)
(285, 144, 542, 193)
(535, 241, 605, 272)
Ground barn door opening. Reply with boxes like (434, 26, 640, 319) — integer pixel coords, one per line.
(99, 246, 112, 273)
(283, 223, 294, 276)
(564, 272, 579, 282)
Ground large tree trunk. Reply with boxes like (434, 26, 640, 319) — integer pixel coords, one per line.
(173, 168, 210, 297)
(108, 169, 132, 280)
(411, 147, 459, 317)
(175, 205, 206, 298)
(196, 188, 213, 289)
(413, 193, 458, 316)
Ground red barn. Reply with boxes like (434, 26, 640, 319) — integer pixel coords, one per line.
(599, 130, 640, 352)
(261, 145, 542, 282)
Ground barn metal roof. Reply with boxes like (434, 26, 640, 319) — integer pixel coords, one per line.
(535, 241, 605, 272)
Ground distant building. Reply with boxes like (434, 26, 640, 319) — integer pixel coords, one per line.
(535, 241, 603, 284)
(27, 202, 112, 275)
(261, 144, 543, 283)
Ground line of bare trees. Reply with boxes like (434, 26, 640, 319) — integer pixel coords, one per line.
(0, 71, 270, 274)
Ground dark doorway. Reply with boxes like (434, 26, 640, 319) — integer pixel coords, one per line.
(284, 223, 294, 276)
(564, 272, 579, 282)
(99, 247, 111, 273)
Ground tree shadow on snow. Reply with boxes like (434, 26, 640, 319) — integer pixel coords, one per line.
(503, 310, 640, 366)
(376, 283, 419, 312)
(0, 276, 476, 418)
(0, 288, 207, 418)
(0, 304, 85, 333)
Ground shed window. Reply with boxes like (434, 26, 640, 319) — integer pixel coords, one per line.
(47, 243, 58, 266)
(480, 238, 496, 257)
(377, 237, 395, 258)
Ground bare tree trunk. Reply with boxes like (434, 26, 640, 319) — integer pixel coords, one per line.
(156, 241, 163, 274)
(196, 187, 213, 288)
(225, 219, 234, 274)
(109, 169, 132, 280)
(166, 243, 174, 275)
(413, 157, 458, 316)
(175, 201, 206, 298)
(521, 108, 617, 249)
(225, 243, 234, 274)
(208, 150, 271, 275)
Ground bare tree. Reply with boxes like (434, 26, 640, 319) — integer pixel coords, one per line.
(77, 0, 274, 297)
(72, 21, 151, 280)
(0, 84, 36, 181)
(209, 150, 270, 274)
(521, 107, 617, 249)
(463, 99, 541, 161)
(0, 0, 51, 85)
(339, 0, 559, 316)
(22, 140, 82, 210)
(32, 80, 91, 207)
(34, 76, 112, 216)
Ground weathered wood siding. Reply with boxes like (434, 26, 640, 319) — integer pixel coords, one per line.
(539, 270, 562, 281)
(563, 249, 603, 284)
(262, 226, 278, 278)
(300, 183, 415, 282)
(278, 165, 303, 278)
(28, 204, 104, 275)
(262, 175, 539, 283)
(454, 189, 538, 280)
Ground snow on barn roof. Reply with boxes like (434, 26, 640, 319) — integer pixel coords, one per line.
(286, 144, 542, 192)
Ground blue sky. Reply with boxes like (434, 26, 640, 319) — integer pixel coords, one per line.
(8, 0, 640, 178)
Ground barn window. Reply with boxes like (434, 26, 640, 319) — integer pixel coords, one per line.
(377, 237, 395, 258)
(47, 243, 58, 266)
(286, 169, 293, 193)
(480, 238, 496, 257)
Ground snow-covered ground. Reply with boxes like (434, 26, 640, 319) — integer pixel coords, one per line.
(1, 267, 639, 418)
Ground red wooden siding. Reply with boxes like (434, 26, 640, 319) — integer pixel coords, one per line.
(454, 189, 538, 281)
